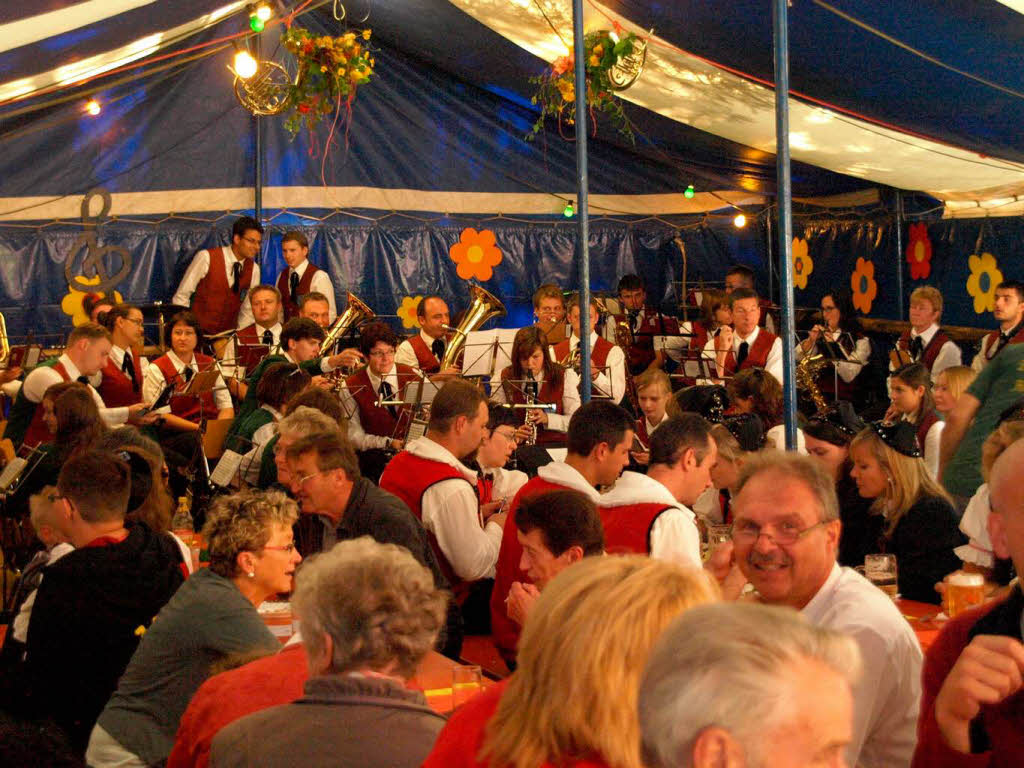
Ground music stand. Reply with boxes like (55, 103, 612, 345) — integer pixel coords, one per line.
(210, 433, 254, 489)
(461, 329, 518, 379)
(233, 344, 271, 380)
(399, 380, 442, 443)
(2, 345, 41, 371)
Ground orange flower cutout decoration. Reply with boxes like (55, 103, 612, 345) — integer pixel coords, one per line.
(449, 228, 502, 281)
(792, 237, 812, 290)
(850, 258, 878, 314)
(397, 296, 422, 329)
(60, 275, 123, 326)
(906, 223, 932, 280)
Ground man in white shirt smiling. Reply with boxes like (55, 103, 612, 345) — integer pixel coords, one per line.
(707, 452, 921, 768)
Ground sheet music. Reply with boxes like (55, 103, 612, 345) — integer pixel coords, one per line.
(210, 450, 245, 487)
(406, 419, 428, 443)
(461, 328, 518, 378)
(0, 457, 27, 491)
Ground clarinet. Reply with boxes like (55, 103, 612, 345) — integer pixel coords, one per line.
(525, 373, 539, 446)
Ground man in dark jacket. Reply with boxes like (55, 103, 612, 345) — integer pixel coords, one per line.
(19, 450, 185, 752)
(285, 429, 463, 658)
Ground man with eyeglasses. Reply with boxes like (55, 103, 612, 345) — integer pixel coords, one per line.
(340, 322, 420, 482)
(173, 216, 264, 335)
(284, 428, 462, 658)
(706, 452, 921, 768)
(475, 404, 528, 508)
(706, 286, 783, 385)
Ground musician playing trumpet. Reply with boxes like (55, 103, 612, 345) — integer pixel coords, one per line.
(552, 294, 626, 405)
(494, 326, 580, 445)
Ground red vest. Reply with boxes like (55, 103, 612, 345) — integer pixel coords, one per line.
(898, 328, 952, 372)
(676, 321, 711, 387)
(817, 333, 864, 402)
(236, 324, 275, 346)
(408, 334, 441, 374)
(615, 310, 680, 372)
(97, 350, 143, 408)
(276, 263, 319, 321)
(151, 353, 219, 423)
(552, 336, 615, 399)
(599, 502, 673, 555)
(344, 364, 418, 438)
(981, 325, 1024, 365)
(499, 366, 566, 445)
(489, 476, 569, 660)
(916, 410, 939, 461)
(379, 451, 480, 603)
(22, 361, 71, 449)
(723, 329, 777, 375)
(191, 247, 254, 335)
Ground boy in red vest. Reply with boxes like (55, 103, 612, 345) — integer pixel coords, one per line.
(379, 380, 504, 632)
(276, 231, 336, 322)
(394, 295, 459, 378)
(489, 400, 634, 664)
(505, 489, 605, 629)
(892, 285, 961, 381)
(599, 413, 716, 566)
(972, 280, 1024, 373)
(605, 275, 679, 376)
(553, 293, 626, 404)
(707, 287, 783, 385)
(172, 216, 263, 335)
(97, 305, 147, 409)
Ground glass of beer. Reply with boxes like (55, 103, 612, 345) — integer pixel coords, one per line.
(944, 570, 985, 617)
(864, 554, 899, 599)
(452, 665, 482, 710)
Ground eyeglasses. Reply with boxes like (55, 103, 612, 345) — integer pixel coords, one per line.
(263, 542, 296, 553)
(295, 469, 329, 487)
(241, 236, 262, 246)
(492, 428, 517, 442)
(46, 493, 65, 503)
(731, 519, 830, 546)
(126, 317, 144, 326)
(368, 349, 395, 359)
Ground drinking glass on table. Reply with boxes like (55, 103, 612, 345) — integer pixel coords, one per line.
(452, 665, 482, 710)
(943, 570, 986, 617)
(864, 554, 899, 599)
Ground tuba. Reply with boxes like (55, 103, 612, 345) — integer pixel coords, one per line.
(320, 292, 374, 357)
(0, 313, 8, 366)
(438, 284, 506, 371)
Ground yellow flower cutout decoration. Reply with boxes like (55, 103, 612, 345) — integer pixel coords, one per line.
(850, 258, 878, 314)
(792, 237, 812, 290)
(449, 228, 503, 282)
(966, 252, 1004, 314)
(60, 275, 123, 326)
(397, 296, 423, 329)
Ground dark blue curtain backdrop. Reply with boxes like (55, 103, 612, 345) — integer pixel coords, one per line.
(1, 213, 1021, 342)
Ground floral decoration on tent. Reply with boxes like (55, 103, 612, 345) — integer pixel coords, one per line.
(850, 258, 877, 314)
(449, 228, 503, 281)
(905, 223, 932, 280)
(397, 296, 423, 329)
(966, 252, 1003, 314)
(61, 275, 123, 326)
(792, 238, 812, 290)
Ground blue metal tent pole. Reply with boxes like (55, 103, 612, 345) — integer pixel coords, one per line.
(773, 0, 797, 449)
(253, 34, 263, 226)
(571, 0, 591, 401)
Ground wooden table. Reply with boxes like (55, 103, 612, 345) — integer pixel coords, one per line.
(896, 598, 945, 652)
(410, 651, 495, 714)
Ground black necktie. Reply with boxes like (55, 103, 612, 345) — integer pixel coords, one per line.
(736, 341, 749, 368)
(379, 380, 397, 418)
(232, 262, 242, 294)
(122, 352, 138, 391)
(76, 375, 89, 384)
(182, 366, 194, 384)
(262, 329, 273, 346)
(431, 338, 445, 362)
(628, 310, 640, 333)
(909, 336, 923, 359)
(290, 271, 300, 300)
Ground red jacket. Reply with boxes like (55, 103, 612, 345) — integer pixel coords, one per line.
(912, 587, 1024, 768)
(552, 336, 614, 399)
(722, 328, 777, 375)
(97, 351, 143, 408)
(344, 364, 418, 438)
(898, 328, 952, 372)
(409, 334, 442, 373)
(276, 262, 319, 320)
(167, 644, 308, 768)
(599, 502, 672, 555)
(423, 678, 611, 768)
(192, 247, 253, 334)
(489, 476, 568, 660)
(22, 360, 71, 448)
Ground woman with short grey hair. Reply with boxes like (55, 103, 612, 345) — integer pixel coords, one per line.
(209, 536, 448, 768)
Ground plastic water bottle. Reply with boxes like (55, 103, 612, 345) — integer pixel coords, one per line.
(171, 496, 194, 545)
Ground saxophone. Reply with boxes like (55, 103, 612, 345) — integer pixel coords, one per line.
(797, 353, 829, 415)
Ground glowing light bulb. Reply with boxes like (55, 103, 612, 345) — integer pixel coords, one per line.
(733, 213, 747, 228)
(684, 184, 695, 199)
(249, 13, 265, 32)
(563, 201, 575, 218)
(255, 3, 272, 21)
(85, 99, 101, 116)
(234, 50, 258, 79)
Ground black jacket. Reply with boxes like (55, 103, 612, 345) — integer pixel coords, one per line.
(886, 494, 965, 604)
(20, 522, 185, 751)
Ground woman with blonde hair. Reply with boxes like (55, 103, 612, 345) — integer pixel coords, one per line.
(694, 415, 764, 525)
(423, 555, 719, 768)
(849, 421, 963, 603)
(932, 365, 977, 419)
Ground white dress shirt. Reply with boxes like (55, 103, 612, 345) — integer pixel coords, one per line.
(661, 320, 717, 379)
(241, 409, 280, 486)
(560, 331, 626, 403)
(900, 413, 943, 479)
(702, 324, 783, 385)
(489, 368, 581, 432)
(221, 322, 283, 380)
(23, 354, 129, 426)
(796, 327, 871, 383)
(481, 465, 528, 503)
(288, 260, 337, 321)
(396, 330, 445, 371)
(407, 437, 503, 580)
(599, 471, 702, 567)
(339, 365, 401, 451)
(535, 460, 601, 500)
(801, 563, 922, 768)
(171, 247, 261, 329)
(892, 323, 962, 382)
(108, 345, 149, 378)
(955, 483, 994, 568)
(142, 351, 232, 414)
